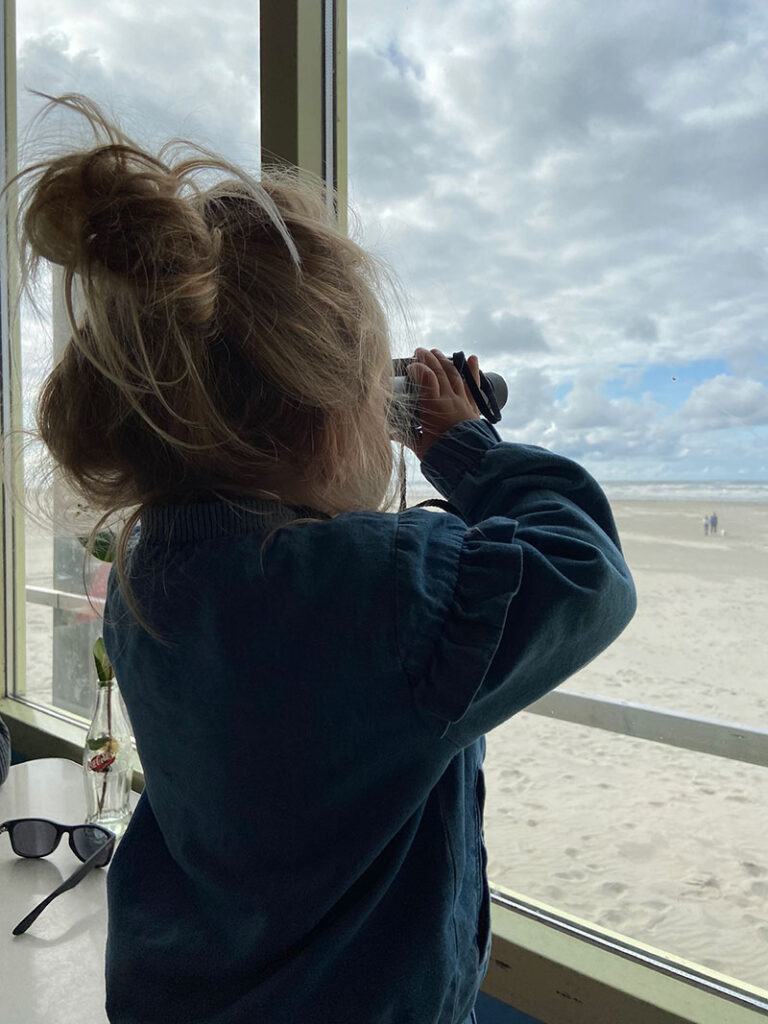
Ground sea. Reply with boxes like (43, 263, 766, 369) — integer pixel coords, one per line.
(403, 480, 768, 505)
(598, 480, 768, 503)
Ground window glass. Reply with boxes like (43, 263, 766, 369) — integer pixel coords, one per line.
(14, 1, 260, 716)
(348, 0, 768, 991)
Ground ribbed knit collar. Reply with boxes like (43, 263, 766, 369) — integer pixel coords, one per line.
(139, 497, 329, 546)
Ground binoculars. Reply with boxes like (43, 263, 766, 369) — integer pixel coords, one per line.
(392, 352, 508, 428)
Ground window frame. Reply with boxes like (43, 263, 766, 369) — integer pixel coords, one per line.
(1, 0, 19, 716)
(485, 892, 768, 1023)
(1, 2, 767, 1021)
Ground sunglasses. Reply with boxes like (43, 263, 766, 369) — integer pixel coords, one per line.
(1, 817, 116, 935)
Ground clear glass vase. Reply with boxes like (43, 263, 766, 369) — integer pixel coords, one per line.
(83, 677, 134, 837)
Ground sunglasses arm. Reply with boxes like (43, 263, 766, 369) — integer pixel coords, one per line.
(12, 836, 115, 936)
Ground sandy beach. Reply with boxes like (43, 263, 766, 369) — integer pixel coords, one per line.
(484, 500, 768, 991)
(20, 498, 768, 991)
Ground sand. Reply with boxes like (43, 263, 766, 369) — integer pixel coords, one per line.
(483, 501, 768, 991)
(18, 499, 768, 991)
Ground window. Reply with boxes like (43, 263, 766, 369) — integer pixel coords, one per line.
(347, 0, 768, 1010)
(3, 2, 767, 1021)
(4, 0, 262, 721)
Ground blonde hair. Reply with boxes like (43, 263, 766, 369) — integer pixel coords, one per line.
(8, 94, 409, 624)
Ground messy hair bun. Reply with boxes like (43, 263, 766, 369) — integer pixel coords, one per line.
(25, 143, 219, 328)
(8, 94, 406, 627)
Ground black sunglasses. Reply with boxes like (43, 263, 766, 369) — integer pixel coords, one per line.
(1, 817, 116, 935)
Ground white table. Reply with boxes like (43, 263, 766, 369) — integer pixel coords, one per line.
(0, 758, 137, 1024)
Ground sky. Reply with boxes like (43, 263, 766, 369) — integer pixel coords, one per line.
(13, 0, 768, 481)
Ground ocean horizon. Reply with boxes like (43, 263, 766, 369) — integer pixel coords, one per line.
(405, 479, 768, 504)
(597, 480, 768, 502)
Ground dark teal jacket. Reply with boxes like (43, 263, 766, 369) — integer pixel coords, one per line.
(103, 419, 636, 1024)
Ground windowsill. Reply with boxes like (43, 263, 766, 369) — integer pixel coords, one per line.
(485, 887, 768, 1024)
(3, 697, 767, 1024)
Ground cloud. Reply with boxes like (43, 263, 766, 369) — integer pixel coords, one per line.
(348, 45, 470, 206)
(16, 6, 261, 166)
(625, 316, 659, 342)
(346, 0, 768, 478)
(11, 0, 768, 480)
(496, 367, 557, 430)
(425, 304, 549, 357)
(680, 375, 768, 429)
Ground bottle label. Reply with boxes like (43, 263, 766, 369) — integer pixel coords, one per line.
(88, 751, 116, 773)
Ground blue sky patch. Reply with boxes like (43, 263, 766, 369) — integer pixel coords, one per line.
(609, 360, 732, 410)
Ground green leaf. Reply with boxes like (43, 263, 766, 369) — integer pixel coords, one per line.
(93, 636, 114, 682)
(78, 530, 117, 562)
(87, 735, 110, 751)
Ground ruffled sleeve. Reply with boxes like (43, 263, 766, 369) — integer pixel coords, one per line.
(396, 512, 523, 729)
(396, 420, 636, 748)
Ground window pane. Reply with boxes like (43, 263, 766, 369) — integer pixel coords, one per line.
(15, 1, 260, 716)
(567, 497, 768, 729)
(485, 715, 768, 990)
(348, 0, 768, 994)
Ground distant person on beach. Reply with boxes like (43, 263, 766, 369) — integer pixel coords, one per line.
(9, 95, 636, 1024)
(702, 515, 710, 536)
(710, 512, 719, 535)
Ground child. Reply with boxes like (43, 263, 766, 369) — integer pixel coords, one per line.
(15, 95, 635, 1024)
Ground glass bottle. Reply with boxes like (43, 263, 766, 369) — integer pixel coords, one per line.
(83, 640, 134, 837)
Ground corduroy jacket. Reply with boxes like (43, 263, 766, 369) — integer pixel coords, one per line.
(103, 418, 636, 1024)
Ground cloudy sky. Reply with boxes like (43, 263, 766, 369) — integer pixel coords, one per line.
(15, 0, 768, 481)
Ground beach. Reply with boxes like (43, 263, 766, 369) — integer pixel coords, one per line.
(19, 497, 768, 991)
(483, 500, 768, 991)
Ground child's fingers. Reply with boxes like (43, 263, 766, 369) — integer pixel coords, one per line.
(465, 354, 481, 409)
(406, 357, 439, 400)
(409, 358, 438, 397)
(467, 354, 481, 389)
(428, 349, 465, 395)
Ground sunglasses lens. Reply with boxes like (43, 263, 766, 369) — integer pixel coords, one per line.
(72, 826, 112, 866)
(11, 819, 58, 857)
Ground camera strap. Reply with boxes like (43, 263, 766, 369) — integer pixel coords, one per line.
(398, 448, 461, 516)
(451, 352, 501, 424)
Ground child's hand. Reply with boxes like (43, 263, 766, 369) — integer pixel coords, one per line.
(405, 349, 482, 460)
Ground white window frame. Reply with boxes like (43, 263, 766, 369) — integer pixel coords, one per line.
(1, 2, 767, 1020)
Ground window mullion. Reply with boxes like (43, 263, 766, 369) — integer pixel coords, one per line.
(1, 0, 24, 703)
(260, 0, 347, 230)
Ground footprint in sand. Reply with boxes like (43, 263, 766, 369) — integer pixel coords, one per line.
(680, 874, 721, 900)
(642, 899, 668, 911)
(598, 908, 627, 927)
(599, 881, 628, 896)
(742, 861, 767, 878)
